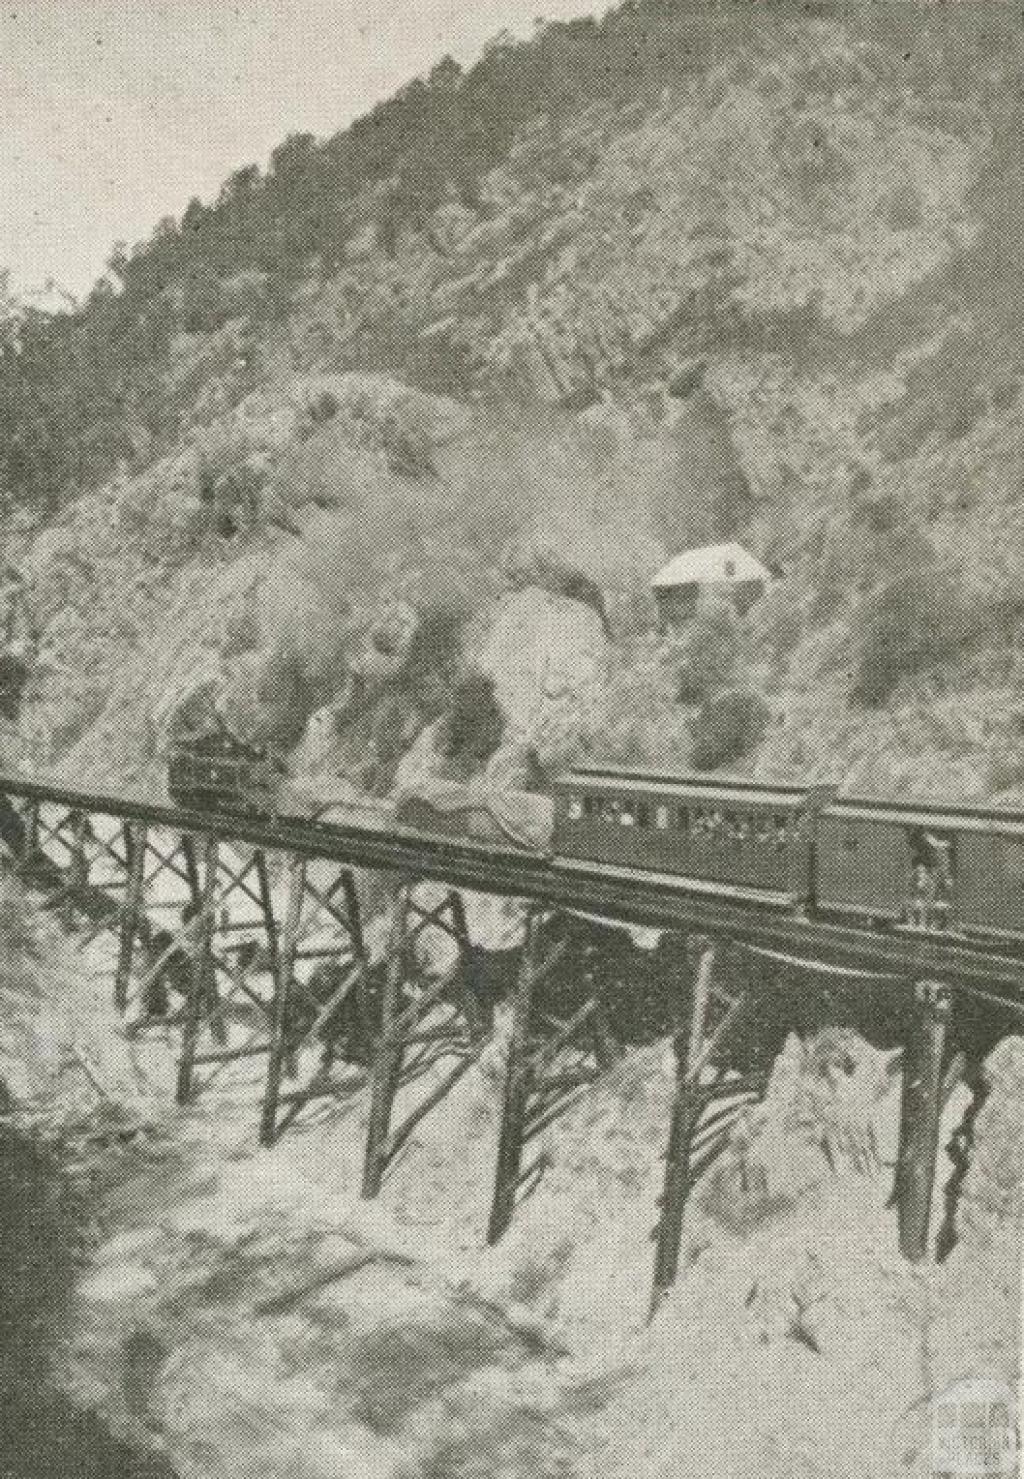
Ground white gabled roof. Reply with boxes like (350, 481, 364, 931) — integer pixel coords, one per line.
(652, 541, 770, 590)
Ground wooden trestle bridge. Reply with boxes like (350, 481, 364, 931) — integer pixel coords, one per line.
(1, 771, 1021, 1315)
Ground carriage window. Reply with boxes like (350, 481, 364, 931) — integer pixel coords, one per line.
(601, 798, 621, 824)
(567, 795, 584, 821)
(655, 805, 669, 830)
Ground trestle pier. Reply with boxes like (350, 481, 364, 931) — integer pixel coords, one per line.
(0, 774, 1020, 1313)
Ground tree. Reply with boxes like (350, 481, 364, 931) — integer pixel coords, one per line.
(691, 689, 771, 771)
(428, 55, 462, 90)
(667, 596, 743, 704)
(270, 132, 316, 180)
(0, 272, 22, 355)
(851, 563, 969, 707)
(181, 260, 225, 333)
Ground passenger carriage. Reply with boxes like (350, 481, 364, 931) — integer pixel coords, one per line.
(817, 796, 1024, 940)
(551, 766, 832, 905)
(162, 736, 1024, 944)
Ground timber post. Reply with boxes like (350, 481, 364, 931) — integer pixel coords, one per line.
(115, 821, 148, 1013)
(259, 852, 306, 1146)
(340, 868, 372, 1049)
(23, 798, 39, 866)
(487, 908, 542, 1245)
(252, 848, 281, 981)
(358, 883, 492, 1195)
(446, 887, 486, 1042)
(175, 833, 219, 1105)
(63, 809, 89, 930)
(486, 912, 621, 1246)
(897, 978, 952, 1261)
(650, 934, 716, 1317)
(180, 833, 201, 907)
(263, 863, 375, 1139)
(361, 881, 411, 1198)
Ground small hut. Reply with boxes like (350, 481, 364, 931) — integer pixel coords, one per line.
(652, 541, 771, 627)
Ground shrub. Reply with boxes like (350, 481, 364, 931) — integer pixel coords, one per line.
(437, 671, 506, 770)
(665, 596, 742, 703)
(851, 563, 969, 707)
(253, 640, 329, 747)
(181, 260, 227, 333)
(745, 580, 803, 683)
(195, 444, 268, 538)
(691, 688, 771, 771)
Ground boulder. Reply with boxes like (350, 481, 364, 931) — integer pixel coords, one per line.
(955, 1035, 1024, 1251)
(350, 602, 420, 686)
(475, 589, 610, 774)
(699, 1029, 902, 1235)
(393, 777, 554, 853)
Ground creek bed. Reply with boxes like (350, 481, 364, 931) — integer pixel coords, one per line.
(0, 1126, 175, 1479)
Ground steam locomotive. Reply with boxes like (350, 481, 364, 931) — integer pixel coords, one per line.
(168, 732, 288, 817)
(167, 736, 1024, 944)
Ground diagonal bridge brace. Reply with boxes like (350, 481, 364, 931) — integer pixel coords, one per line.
(486, 907, 623, 1246)
(111, 828, 278, 1102)
(649, 934, 763, 1319)
(259, 854, 373, 1146)
(361, 882, 488, 1198)
(5, 798, 130, 932)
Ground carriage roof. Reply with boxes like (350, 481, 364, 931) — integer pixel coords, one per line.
(555, 768, 817, 810)
(823, 795, 1024, 836)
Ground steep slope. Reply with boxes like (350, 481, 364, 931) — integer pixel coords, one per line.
(0, 2, 1021, 799)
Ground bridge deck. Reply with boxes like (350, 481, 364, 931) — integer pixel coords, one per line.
(1, 772, 1023, 1000)
(1, 769, 1017, 1305)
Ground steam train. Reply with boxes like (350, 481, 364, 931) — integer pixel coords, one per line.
(167, 737, 1024, 945)
(167, 732, 288, 817)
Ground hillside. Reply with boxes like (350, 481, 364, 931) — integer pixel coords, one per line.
(1, 12, 1022, 1475)
(0, 0, 1022, 801)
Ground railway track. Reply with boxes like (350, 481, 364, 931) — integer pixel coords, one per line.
(0, 768, 1018, 1314)
(1, 770, 1023, 996)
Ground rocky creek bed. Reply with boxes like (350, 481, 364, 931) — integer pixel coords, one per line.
(0, 1126, 176, 1479)
(0, 881, 1020, 1479)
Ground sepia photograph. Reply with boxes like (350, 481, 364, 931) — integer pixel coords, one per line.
(0, 2, 1020, 1475)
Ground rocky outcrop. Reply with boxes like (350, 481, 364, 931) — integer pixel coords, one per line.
(698, 1029, 902, 1235)
(475, 588, 610, 777)
(393, 779, 553, 853)
(925, 1037, 1024, 1396)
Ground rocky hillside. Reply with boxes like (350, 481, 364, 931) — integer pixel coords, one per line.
(0, 1, 1022, 800)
